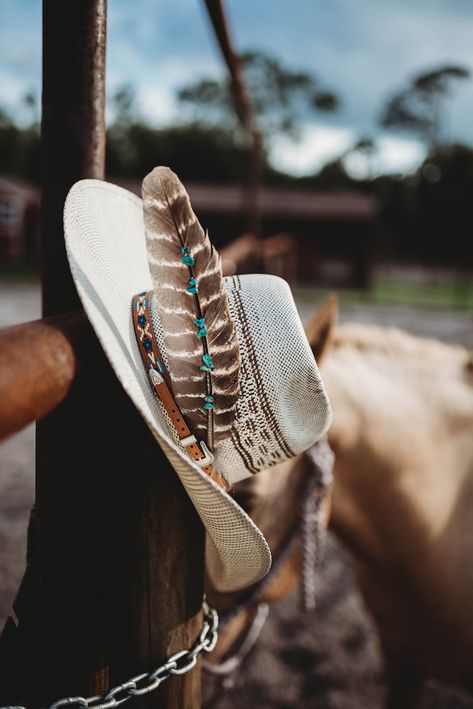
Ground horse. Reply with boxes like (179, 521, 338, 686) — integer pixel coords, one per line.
(207, 295, 473, 708)
(310, 297, 473, 707)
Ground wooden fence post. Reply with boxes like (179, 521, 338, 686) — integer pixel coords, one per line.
(0, 1, 204, 706)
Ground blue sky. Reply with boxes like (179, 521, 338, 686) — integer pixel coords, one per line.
(2, 0, 473, 176)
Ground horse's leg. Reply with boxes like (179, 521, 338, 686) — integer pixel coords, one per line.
(385, 653, 425, 709)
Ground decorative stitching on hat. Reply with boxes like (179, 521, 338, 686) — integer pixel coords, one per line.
(234, 281, 294, 460)
(232, 410, 259, 474)
(229, 276, 294, 471)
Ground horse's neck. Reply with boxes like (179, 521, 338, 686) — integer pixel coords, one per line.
(322, 323, 473, 571)
(325, 324, 472, 455)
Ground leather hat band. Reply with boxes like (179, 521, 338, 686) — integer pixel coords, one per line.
(132, 292, 228, 490)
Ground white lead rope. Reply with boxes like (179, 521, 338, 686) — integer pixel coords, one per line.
(300, 439, 334, 611)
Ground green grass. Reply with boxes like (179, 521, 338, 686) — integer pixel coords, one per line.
(1, 263, 471, 310)
(294, 276, 473, 311)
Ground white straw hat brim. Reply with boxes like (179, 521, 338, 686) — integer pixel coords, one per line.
(64, 179, 271, 592)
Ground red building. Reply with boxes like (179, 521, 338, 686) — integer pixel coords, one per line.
(0, 176, 40, 264)
(121, 180, 377, 288)
(0, 175, 377, 288)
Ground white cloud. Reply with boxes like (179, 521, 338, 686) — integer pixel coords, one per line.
(107, 55, 222, 126)
(269, 124, 426, 178)
(269, 125, 355, 176)
(138, 85, 178, 126)
(344, 136, 426, 178)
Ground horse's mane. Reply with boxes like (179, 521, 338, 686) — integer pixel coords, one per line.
(332, 322, 470, 364)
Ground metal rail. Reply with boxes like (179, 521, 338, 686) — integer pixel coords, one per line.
(204, 0, 263, 236)
(0, 312, 90, 442)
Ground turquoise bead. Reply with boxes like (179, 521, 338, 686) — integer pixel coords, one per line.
(203, 402, 214, 410)
(202, 354, 213, 368)
(187, 286, 198, 294)
(200, 365, 213, 372)
(204, 395, 214, 403)
(194, 317, 206, 327)
(182, 254, 195, 266)
(188, 278, 197, 287)
(180, 246, 189, 254)
(197, 327, 208, 338)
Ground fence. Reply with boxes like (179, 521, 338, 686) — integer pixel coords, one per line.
(0, 1, 256, 706)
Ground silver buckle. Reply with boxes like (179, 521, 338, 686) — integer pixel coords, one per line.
(180, 434, 197, 447)
(194, 441, 214, 467)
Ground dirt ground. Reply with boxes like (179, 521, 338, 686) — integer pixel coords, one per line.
(0, 282, 472, 708)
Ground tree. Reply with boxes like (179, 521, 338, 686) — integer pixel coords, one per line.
(341, 136, 379, 180)
(177, 49, 339, 145)
(380, 64, 470, 149)
(105, 84, 253, 182)
(0, 104, 40, 183)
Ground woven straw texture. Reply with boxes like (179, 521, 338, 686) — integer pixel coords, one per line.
(214, 274, 331, 483)
(64, 180, 270, 591)
(64, 179, 331, 591)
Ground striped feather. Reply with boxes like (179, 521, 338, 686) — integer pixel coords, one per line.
(142, 166, 240, 447)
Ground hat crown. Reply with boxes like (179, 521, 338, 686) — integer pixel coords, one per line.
(149, 272, 331, 486)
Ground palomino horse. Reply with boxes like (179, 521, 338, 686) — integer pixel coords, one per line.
(314, 299, 473, 707)
(207, 296, 473, 708)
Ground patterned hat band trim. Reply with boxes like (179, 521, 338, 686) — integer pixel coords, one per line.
(132, 291, 228, 491)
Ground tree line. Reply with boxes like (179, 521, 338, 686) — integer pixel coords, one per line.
(1, 50, 472, 266)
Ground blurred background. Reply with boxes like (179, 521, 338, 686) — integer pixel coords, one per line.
(2, 0, 473, 308)
(0, 1, 472, 707)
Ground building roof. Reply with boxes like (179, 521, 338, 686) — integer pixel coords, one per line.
(0, 175, 40, 202)
(0, 174, 376, 221)
(117, 179, 376, 222)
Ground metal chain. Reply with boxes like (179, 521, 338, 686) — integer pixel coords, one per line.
(1, 602, 218, 709)
(203, 603, 269, 684)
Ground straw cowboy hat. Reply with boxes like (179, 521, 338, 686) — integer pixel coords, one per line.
(64, 167, 331, 592)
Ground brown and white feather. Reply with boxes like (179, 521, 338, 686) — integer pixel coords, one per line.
(142, 166, 240, 444)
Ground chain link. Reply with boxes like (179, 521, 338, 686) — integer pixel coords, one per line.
(1, 602, 218, 709)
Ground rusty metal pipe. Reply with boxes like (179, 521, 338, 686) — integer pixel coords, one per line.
(41, 0, 107, 316)
(0, 312, 93, 442)
(204, 0, 254, 137)
(203, 0, 263, 236)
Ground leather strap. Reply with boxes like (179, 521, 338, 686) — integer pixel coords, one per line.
(132, 292, 228, 490)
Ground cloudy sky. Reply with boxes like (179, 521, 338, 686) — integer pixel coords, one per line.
(2, 0, 473, 177)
